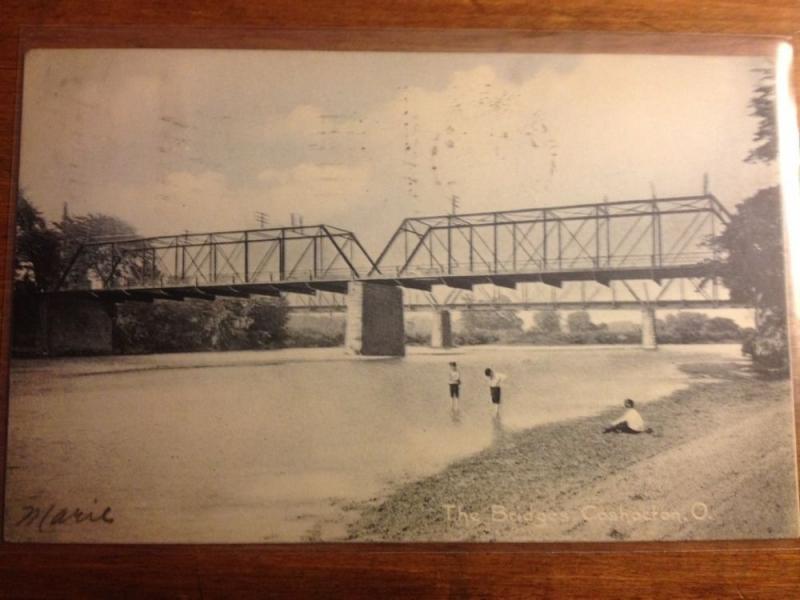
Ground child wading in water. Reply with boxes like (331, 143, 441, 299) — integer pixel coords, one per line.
(448, 362, 461, 412)
(484, 368, 506, 419)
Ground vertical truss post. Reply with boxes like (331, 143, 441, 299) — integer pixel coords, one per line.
(493, 213, 498, 273)
(710, 200, 718, 263)
(594, 205, 600, 269)
(244, 231, 250, 283)
(320, 232, 325, 277)
(312, 231, 318, 279)
(447, 215, 453, 275)
(651, 199, 659, 268)
(279, 230, 286, 280)
(512, 222, 517, 271)
(557, 220, 562, 270)
(657, 205, 663, 267)
(173, 243, 179, 284)
(210, 237, 216, 283)
(469, 227, 474, 272)
(605, 206, 611, 267)
(181, 245, 186, 283)
(542, 211, 548, 270)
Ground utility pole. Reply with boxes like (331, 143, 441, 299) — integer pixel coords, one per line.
(450, 195, 459, 215)
(256, 211, 269, 228)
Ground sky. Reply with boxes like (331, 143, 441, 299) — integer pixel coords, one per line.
(19, 48, 780, 257)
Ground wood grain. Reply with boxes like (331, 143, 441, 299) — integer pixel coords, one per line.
(2, 2, 800, 598)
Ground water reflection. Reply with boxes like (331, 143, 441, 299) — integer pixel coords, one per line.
(492, 412, 507, 443)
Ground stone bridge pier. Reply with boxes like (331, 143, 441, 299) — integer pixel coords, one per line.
(431, 310, 453, 348)
(345, 282, 405, 356)
(641, 305, 657, 350)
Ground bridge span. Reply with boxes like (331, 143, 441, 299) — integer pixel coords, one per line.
(42, 193, 736, 355)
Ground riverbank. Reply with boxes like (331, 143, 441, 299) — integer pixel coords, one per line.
(347, 361, 799, 541)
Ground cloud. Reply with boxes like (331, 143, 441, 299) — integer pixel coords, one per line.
(19, 50, 778, 257)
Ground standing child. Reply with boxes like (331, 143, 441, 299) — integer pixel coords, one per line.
(484, 368, 506, 418)
(448, 361, 461, 412)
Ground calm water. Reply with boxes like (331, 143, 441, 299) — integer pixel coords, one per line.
(6, 344, 742, 542)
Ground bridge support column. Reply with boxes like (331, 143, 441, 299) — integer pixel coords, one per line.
(431, 310, 453, 348)
(641, 306, 657, 350)
(345, 282, 405, 356)
(37, 295, 116, 356)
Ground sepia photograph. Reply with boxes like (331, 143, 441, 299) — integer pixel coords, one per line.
(4, 41, 799, 543)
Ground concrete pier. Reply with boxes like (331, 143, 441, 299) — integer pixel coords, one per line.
(641, 305, 657, 350)
(37, 295, 115, 356)
(345, 282, 405, 356)
(430, 310, 453, 348)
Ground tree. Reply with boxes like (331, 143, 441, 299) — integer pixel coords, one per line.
(246, 297, 289, 347)
(534, 308, 561, 334)
(712, 187, 787, 370)
(701, 317, 742, 342)
(659, 312, 708, 343)
(745, 68, 777, 164)
(15, 194, 61, 291)
(566, 311, 596, 333)
(462, 309, 523, 333)
(709, 68, 788, 372)
(56, 212, 138, 289)
(461, 293, 523, 333)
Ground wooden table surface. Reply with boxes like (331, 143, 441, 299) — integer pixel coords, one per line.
(1, 2, 800, 598)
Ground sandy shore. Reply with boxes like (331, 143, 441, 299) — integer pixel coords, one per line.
(347, 361, 799, 542)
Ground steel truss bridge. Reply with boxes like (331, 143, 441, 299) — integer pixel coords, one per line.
(54, 193, 736, 311)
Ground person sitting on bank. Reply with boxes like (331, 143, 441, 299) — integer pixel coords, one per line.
(603, 399, 652, 434)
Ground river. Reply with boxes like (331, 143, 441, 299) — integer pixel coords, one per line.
(5, 343, 743, 542)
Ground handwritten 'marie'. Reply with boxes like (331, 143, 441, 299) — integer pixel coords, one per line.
(15, 501, 114, 532)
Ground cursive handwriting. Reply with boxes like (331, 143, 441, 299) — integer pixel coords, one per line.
(15, 500, 114, 532)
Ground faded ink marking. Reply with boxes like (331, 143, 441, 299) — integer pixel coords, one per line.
(15, 500, 114, 532)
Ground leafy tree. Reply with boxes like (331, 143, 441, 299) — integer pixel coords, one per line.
(115, 297, 289, 354)
(15, 194, 61, 291)
(701, 317, 742, 342)
(461, 294, 523, 333)
(745, 68, 777, 164)
(709, 66, 788, 372)
(533, 308, 561, 334)
(566, 311, 596, 333)
(247, 297, 289, 347)
(56, 212, 139, 289)
(711, 187, 787, 370)
(658, 312, 708, 343)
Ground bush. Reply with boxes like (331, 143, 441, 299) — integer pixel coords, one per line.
(115, 297, 289, 354)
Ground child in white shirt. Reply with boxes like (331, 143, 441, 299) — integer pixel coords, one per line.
(448, 362, 461, 412)
(484, 368, 506, 418)
(604, 398, 652, 434)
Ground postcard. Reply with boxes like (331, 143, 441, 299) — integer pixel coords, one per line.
(5, 38, 799, 542)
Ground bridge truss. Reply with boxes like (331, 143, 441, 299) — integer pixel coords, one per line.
(56, 224, 377, 301)
(53, 193, 734, 310)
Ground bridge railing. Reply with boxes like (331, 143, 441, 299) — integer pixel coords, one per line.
(373, 251, 717, 278)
